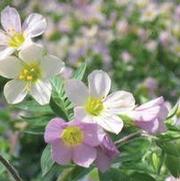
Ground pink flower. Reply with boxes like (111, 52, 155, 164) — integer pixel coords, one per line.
(0, 6, 47, 59)
(95, 135, 119, 172)
(129, 97, 168, 134)
(44, 118, 104, 168)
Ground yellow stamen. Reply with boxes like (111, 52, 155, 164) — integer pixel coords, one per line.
(61, 126, 84, 147)
(19, 64, 41, 82)
(8, 32, 25, 48)
(85, 97, 104, 116)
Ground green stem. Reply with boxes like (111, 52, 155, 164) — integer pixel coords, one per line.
(0, 154, 22, 181)
(115, 131, 142, 147)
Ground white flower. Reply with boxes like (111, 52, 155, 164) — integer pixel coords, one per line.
(0, 44, 64, 105)
(65, 70, 135, 134)
(0, 6, 47, 59)
(140, 4, 159, 22)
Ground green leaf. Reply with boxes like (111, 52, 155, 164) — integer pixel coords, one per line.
(151, 152, 161, 173)
(71, 166, 94, 181)
(99, 168, 129, 181)
(167, 102, 179, 119)
(15, 100, 52, 114)
(157, 139, 180, 157)
(57, 165, 94, 181)
(165, 154, 180, 177)
(50, 76, 73, 120)
(73, 63, 87, 80)
(130, 172, 156, 181)
(50, 63, 86, 121)
(41, 145, 55, 177)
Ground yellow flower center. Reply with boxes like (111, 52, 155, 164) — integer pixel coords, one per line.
(61, 126, 84, 146)
(85, 97, 104, 116)
(8, 33, 25, 48)
(18, 64, 41, 82)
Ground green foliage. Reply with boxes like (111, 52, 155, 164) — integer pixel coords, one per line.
(0, 0, 12, 11)
(50, 63, 87, 121)
(41, 145, 55, 176)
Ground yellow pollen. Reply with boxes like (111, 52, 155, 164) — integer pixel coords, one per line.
(61, 126, 84, 147)
(8, 32, 25, 48)
(85, 97, 104, 116)
(18, 64, 41, 82)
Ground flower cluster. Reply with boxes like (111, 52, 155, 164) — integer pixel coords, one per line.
(45, 69, 168, 171)
(0, 6, 169, 173)
(0, 6, 64, 105)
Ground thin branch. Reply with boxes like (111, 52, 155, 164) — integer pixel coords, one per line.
(115, 131, 142, 146)
(0, 154, 22, 181)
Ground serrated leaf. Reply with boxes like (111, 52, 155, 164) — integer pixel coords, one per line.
(14, 100, 52, 113)
(41, 145, 55, 177)
(50, 77, 72, 120)
(50, 63, 86, 121)
(73, 63, 87, 80)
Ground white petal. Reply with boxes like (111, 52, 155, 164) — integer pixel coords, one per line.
(0, 30, 9, 45)
(1, 6, 21, 33)
(0, 47, 15, 60)
(23, 13, 47, 38)
(95, 114, 124, 134)
(18, 43, 44, 63)
(30, 80, 52, 105)
(74, 107, 94, 123)
(41, 54, 65, 78)
(0, 56, 22, 78)
(88, 70, 111, 98)
(4, 80, 27, 104)
(65, 80, 89, 106)
(104, 91, 135, 114)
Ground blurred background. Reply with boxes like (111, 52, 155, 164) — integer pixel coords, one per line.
(0, 0, 179, 180)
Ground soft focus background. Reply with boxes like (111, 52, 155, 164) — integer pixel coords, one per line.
(0, 0, 179, 180)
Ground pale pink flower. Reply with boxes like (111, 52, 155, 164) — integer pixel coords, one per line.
(44, 118, 104, 168)
(129, 97, 168, 134)
(95, 135, 119, 172)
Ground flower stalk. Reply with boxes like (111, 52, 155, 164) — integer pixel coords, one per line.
(0, 154, 22, 181)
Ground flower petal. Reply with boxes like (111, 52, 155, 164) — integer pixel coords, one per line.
(130, 106, 161, 122)
(95, 148, 111, 172)
(51, 140, 72, 165)
(4, 80, 27, 104)
(73, 144, 96, 168)
(41, 54, 64, 78)
(88, 70, 111, 98)
(136, 119, 160, 134)
(0, 47, 15, 59)
(19, 43, 44, 64)
(30, 80, 52, 105)
(44, 118, 65, 143)
(23, 13, 47, 38)
(65, 80, 89, 106)
(104, 91, 135, 114)
(74, 107, 93, 123)
(82, 123, 104, 146)
(1, 6, 21, 33)
(136, 97, 164, 110)
(0, 56, 22, 78)
(95, 114, 124, 134)
(0, 30, 9, 45)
